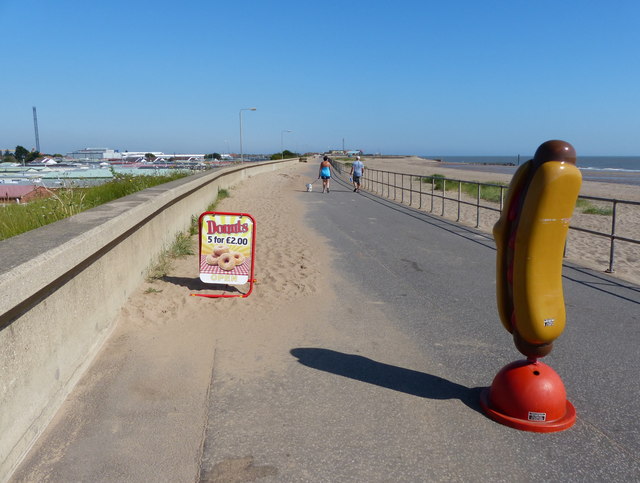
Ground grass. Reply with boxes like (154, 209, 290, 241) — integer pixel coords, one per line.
(575, 198, 613, 215)
(417, 174, 507, 203)
(170, 231, 195, 258)
(150, 187, 233, 281)
(0, 171, 191, 241)
(416, 178, 611, 215)
(146, 231, 196, 281)
(189, 188, 230, 235)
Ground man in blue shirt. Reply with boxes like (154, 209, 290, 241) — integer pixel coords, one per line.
(350, 156, 365, 193)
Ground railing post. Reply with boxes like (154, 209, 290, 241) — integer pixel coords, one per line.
(442, 179, 446, 216)
(401, 174, 404, 204)
(393, 173, 396, 200)
(419, 177, 422, 209)
(605, 200, 617, 273)
(457, 181, 462, 222)
(476, 183, 481, 228)
(387, 172, 390, 198)
(430, 178, 434, 213)
(410, 176, 413, 206)
(384, 171, 387, 198)
(500, 186, 505, 213)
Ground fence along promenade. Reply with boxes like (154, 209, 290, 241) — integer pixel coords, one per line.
(332, 160, 640, 276)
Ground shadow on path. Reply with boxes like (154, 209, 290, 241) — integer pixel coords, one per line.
(162, 276, 244, 294)
(290, 348, 484, 414)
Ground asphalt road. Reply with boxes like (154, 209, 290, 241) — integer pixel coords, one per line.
(200, 165, 640, 481)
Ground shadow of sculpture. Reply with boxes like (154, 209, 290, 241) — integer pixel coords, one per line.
(290, 347, 484, 413)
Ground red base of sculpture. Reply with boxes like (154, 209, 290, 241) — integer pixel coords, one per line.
(480, 359, 576, 433)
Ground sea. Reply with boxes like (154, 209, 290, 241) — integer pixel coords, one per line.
(423, 156, 640, 187)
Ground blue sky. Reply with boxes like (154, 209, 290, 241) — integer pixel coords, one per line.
(2, 0, 640, 156)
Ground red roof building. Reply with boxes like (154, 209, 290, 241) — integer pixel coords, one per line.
(0, 185, 50, 203)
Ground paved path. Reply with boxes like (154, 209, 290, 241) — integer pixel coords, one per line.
(12, 165, 640, 481)
(200, 168, 639, 481)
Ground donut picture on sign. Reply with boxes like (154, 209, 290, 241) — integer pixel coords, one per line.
(198, 213, 255, 285)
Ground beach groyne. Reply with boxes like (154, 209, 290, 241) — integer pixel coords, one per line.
(0, 158, 299, 481)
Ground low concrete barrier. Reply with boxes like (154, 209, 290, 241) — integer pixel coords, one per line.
(0, 159, 298, 480)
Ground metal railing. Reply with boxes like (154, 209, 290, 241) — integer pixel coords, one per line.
(332, 160, 639, 274)
(568, 195, 640, 273)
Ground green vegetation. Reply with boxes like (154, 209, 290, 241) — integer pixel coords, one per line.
(417, 174, 447, 190)
(575, 198, 613, 216)
(146, 232, 195, 281)
(270, 150, 299, 160)
(1, 145, 51, 163)
(418, 174, 507, 203)
(14, 145, 30, 162)
(0, 171, 190, 241)
(205, 153, 222, 160)
(151, 188, 232, 281)
(170, 231, 195, 257)
(189, 188, 230, 235)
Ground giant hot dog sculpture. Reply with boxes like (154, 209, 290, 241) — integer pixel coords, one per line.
(481, 140, 581, 432)
(493, 140, 581, 358)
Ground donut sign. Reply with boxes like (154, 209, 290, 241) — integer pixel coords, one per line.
(198, 212, 256, 286)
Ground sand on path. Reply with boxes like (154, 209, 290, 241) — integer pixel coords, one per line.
(11, 164, 350, 481)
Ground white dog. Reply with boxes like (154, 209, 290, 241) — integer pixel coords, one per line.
(306, 183, 313, 192)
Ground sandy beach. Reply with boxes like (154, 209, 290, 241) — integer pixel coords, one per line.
(356, 156, 640, 285)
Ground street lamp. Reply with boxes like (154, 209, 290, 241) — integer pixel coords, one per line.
(281, 130, 292, 159)
(239, 107, 257, 163)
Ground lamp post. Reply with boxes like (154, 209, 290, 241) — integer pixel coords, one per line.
(281, 130, 292, 159)
(239, 107, 257, 163)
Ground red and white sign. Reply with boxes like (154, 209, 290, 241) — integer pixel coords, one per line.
(198, 212, 255, 285)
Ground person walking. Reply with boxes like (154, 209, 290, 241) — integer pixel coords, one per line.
(319, 156, 332, 193)
(350, 156, 364, 192)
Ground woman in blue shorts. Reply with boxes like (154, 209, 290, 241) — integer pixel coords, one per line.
(319, 156, 332, 193)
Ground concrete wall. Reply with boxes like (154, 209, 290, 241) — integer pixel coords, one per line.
(0, 159, 299, 481)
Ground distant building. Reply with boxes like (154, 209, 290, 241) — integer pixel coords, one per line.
(154, 153, 205, 162)
(66, 148, 121, 160)
(327, 150, 363, 157)
(65, 148, 209, 163)
(0, 185, 49, 204)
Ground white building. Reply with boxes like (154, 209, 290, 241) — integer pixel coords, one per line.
(66, 148, 122, 160)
